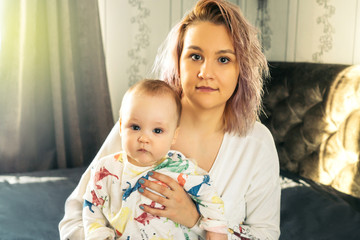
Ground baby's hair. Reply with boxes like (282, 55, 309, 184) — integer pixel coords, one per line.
(120, 79, 182, 126)
(152, 0, 268, 136)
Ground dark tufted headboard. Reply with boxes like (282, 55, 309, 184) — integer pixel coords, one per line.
(261, 62, 360, 198)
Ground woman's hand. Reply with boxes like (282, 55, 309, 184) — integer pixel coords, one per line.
(138, 171, 200, 228)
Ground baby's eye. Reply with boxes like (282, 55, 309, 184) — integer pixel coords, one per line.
(153, 128, 163, 134)
(218, 57, 230, 64)
(131, 125, 140, 131)
(191, 54, 202, 61)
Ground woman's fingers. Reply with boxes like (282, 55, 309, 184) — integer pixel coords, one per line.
(138, 185, 169, 206)
(137, 171, 200, 228)
(147, 171, 182, 191)
(139, 174, 173, 199)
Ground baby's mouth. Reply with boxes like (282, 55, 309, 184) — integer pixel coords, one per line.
(137, 148, 148, 153)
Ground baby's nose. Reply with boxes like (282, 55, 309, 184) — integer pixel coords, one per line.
(138, 134, 149, 143)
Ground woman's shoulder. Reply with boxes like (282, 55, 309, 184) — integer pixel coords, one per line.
(227, 121, 275, 145)
(219, 122, 278, 171)
(222, 122, 278, 163)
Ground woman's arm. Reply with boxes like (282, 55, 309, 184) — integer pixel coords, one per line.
(59, 122, 121, 240)
(233, 126, 281, 240)
(239, 161, 281, 240)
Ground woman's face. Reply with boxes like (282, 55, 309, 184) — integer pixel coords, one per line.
(179, 21, 239, 111)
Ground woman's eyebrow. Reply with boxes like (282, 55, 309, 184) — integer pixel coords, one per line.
(186, 45, 235, 55)
(187, 45, 203, 52)
(216, 49, 236, 55)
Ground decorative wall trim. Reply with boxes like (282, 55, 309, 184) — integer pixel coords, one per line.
(352, 0, 359, 64)
(127, 0, 151, 86)
(294, 0, 300, 61)
(284, 0, 290, 60)
(255, 0, 272, 52)
(312, 0, 336, 63)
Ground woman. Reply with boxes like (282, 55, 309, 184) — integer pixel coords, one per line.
(59, 0, 280, 239)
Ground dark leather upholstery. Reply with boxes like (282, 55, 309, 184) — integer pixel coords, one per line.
(261, 62, 360, 198)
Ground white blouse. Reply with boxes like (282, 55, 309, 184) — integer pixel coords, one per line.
(59, 121, 281, 240)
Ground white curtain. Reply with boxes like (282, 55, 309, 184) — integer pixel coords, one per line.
(0, 0, 114, 173)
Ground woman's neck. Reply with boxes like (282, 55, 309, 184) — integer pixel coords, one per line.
(180, 99, 225, 136)
(173, 99, 226, 171)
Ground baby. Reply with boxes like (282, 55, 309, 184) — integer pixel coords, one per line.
(82, 79, 228, 239)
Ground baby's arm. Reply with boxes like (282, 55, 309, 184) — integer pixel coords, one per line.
(82, 198, 115, 240)
(82, 156, 119, 240)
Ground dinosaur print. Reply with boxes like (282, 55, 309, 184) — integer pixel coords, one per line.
(134, 211, 159, 226)
(113, 153, 123, 162)
(134, 201, 164, 226)
(83, 199, 94, 213)
(186, 175, 210, 197)
(177, 173, 188, 187)
(91, 190, 105, 206)
(94, 167, 119, 190)
(122, 175, 149, 201)
(153, 157, 189, 173)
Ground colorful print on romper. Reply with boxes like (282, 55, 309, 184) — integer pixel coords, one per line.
(122, 174, 149, 201)
(186, 175, 210, 197)
(91, 190, 106, 206)
(177, 173, 188, 187)
(113, 153, 124, 162)
(94, 166, 119, 189)
(83, 192, 106, 213)
(153, 157, 189, 173)
(110, 207, 132, 237)
(83, 200, 95, 213)
(134, 201, 165, 226)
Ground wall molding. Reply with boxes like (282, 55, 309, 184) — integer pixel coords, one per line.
(126, 0, 151, 86)
(312, 0, 336, 63)
(255, 0, 272, 52)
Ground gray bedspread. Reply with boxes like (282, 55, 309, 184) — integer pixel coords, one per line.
(0, 168, 359, 240)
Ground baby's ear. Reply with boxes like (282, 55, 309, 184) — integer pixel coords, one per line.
(118, 119, 122, 135)
(172, 127, 180, 145)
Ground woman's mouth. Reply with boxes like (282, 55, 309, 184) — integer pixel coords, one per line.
(195, 86, 218, 92)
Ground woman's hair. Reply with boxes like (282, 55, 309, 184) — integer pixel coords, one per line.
(120, 79, 182, 126)
(152, 0, 268, 136)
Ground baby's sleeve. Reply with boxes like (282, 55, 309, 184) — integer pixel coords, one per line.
(82, 156, 118, 239)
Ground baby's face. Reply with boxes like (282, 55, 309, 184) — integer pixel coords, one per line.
(120, 93, 179, 167)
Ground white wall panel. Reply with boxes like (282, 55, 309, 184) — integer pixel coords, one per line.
(266, 0, 289, 61)
(325, 0, 358, 64)
(285, 0, 299, 62)
(99, 0, 171, 120)
(170, 0, 182, 29)
(294, 0, 319, 62)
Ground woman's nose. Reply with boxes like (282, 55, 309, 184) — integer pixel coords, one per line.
(198, 60, 214, 80)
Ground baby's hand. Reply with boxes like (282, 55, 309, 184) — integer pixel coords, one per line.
(206, 231, 228, 240)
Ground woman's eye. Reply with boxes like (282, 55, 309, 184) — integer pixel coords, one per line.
(219, 57, 230, 64)
(131, 125, 140, 131)
(153, 128, 163, 134)
(191, 54, 202, 61)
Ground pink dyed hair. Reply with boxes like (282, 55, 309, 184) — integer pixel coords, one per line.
(152, 0, 268, 136)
